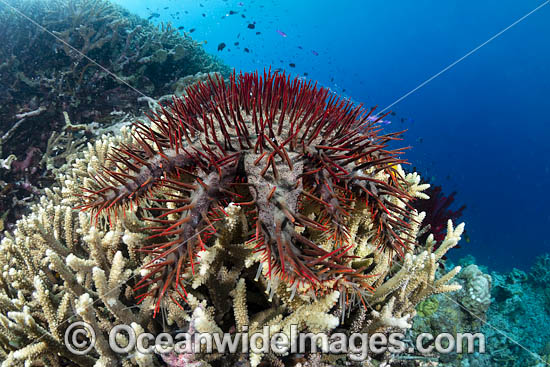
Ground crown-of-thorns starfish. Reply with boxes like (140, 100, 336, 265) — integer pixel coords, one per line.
(79, 70, 416, 316)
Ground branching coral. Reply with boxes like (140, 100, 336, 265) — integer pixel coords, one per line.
(78, 70, 418, 315)
(0, 72, 466, 367)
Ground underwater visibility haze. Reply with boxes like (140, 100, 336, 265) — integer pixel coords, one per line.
(0, 0, 549, 366)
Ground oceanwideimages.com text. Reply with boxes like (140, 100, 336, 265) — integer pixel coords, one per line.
(65, 322, 486, 360)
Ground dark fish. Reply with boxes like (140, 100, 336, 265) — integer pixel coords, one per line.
(164, 6, 168, 9)
(189, 28, 196, 33)
(147, 12, 160, 20)
(276, 30, 287, 37)
(289, 63, 296, 68)
(391, 112, 396, 116)
(244, 48, 250, 53)
(256, 31, 261, 35)
(297, 46, 303, 49)
(178, 26, 184, 30)
(304, 72, 308, 76)
(234, 42, 239, 46)
(229, 10, 237, 15)
(247, 23, 255, 29)
(200, 3, 204, 7)
(241, 14, 246, 18)
(330, 77, 334, 82)
(311, 50, 319, 56)
(217, 42, 226, 51)
(202, 13, 206, 17)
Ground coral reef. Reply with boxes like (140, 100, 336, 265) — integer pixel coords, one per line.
(411, 255, 550, 367)
(485, 263, 550, 367)
(0, 71, 467, 366)
(409, 264, 491, 367)
(530, 253, 550, 287)
(0, 0, 229, 232)
(0, 0, 228, 126)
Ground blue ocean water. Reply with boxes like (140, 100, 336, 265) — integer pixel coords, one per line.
(112, 0, 550, 272)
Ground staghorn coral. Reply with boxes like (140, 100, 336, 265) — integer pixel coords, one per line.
(0, 72, 467, 367)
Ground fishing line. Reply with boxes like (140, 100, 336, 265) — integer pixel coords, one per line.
(379, 0, 550, 114)
(386, 253, 547, 364)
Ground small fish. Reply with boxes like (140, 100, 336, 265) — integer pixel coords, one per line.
(303, 72, 308, 76)
(366, 116, 391, 125)
(256, 31, 261, 35)
(244, 48, 250, 53)
(178, 26, 184, 30)
(147, 12, 160, 20)
(229, 10, 237, 15)
(163, 6, 168, 9)
(241, 14, 246, 18)
(189, 28, 196, 33)
(289, 63, 296, 68)
(298, 46, 303, 49)
(238, 2, 244, 5)
(217, 42, 226, 51)
(311, 50, 319, 56)
(202, 13, 206, 17)
(234, 42, 239, 46)
(247, 23, 255, 29)
(276, 30, 287, 37)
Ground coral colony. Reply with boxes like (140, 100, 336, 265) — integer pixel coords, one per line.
(0, 69, 467, 367)
(79, 70, 414, 316)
